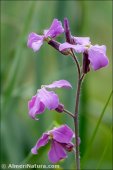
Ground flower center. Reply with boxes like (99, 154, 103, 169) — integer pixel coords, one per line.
(41, 85, 45, 88)
(85, 44, 92, 49)
(44, 37, 51, 42)
(49, 133, 53, 139)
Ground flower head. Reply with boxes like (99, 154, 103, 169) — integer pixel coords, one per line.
(31, 125, 74, 163)
(27, 19, 64, 52)
(59, 37, 109, 71)
(28, 80, 72, 119)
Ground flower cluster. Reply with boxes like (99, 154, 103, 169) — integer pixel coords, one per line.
(27, 18, 109, 71)
(28, 79, 74, 163)
(27, 18, 109, 164)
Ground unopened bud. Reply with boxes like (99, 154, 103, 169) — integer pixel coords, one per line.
(55, 104, 64, 113)
(82, 52, 90, 74)
(64, 18, 72, 43)
(63, 143, 74, 152)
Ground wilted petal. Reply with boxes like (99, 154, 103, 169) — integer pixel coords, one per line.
(88, 45, 109, 70)
(27, 32, 44, 52)
(44, 80, 72, 89)
(59, 42, 86, 53)
(28, 95, 45, 119)
(31, 133, 49, 154)
(38, 88, 59, 110)
(50, 125, 74, 143)
(48, 140, 67, 163)
(73, 37, 91, 45)
(44, 19, 64, 38)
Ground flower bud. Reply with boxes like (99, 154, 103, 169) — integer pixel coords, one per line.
(55, 104, 64, 113)
(82, 52, 90, 74)
(63, 143, 74, 152)
(64, 18, 72, 43)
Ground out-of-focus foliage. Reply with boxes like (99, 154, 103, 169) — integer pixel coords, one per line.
(1, 1, 112, 170)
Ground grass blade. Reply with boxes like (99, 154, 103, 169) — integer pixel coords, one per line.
(81, 90, 113, 168)
(4, 1, 36, 104)
(96, 138, 110, 170)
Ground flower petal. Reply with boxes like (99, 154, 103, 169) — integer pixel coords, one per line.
(73, 37, 91, 45)
(38, 88, 59, 110)
(27, 32, 44, 52)
(59, 42, 86, 53)
(50, 125, 74, 143)
(28, 95, 45, 119)
(48, 140, 67, 163)
(88, 45, 109, 70)
(44, 19, 64, 38)
(31, 133, 49, 154)
(44, 80, 72, 89)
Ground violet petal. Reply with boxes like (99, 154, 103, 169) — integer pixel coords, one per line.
(73, 37, 91, 45)
(44, 80, 72, 89)
(44, 19, 64, 38)
(38, 88, 59, 110)
(27, 32, 44, 52)
(88, 45, 109, 70)
(48, 140, 67, 163)
(31, 133, 49, 154)
(59, 42, 86, 53)
(50, 125, 74, 144)
(28, 95, 45, 119)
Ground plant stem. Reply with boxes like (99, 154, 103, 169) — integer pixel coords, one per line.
(63, 109, 75, 118)
(71, 50, 81, 79)
(74, 79, 81, 170)
(63, 18, 84, 169)
(74, 74, 84, 170)
(71, 50, 85, 170)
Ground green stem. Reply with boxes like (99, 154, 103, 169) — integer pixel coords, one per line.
(63, 109, 75, 118)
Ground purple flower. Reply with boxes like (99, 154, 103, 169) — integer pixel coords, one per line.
(27, 19, 64, 52)
(31, 125, 74, 163)
(59, 38, 109, 71)
(28, 80, 72, 119)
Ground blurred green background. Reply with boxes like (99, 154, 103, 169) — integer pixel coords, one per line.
(1, 0, 112, 170)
